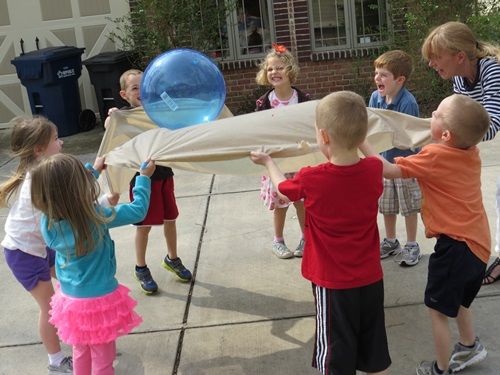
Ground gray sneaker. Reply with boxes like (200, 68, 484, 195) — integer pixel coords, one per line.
(416, 360, 450, 375)
(448, 337, 487, 373)
(272, 241, 293, 259)
(398, 243, 422, 267)
(294, 238, 305, 257)
(48, 356, 73, 374)
(380, 238, 401, 259)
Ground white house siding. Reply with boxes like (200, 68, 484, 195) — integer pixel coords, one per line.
(0, 0, 130, 128)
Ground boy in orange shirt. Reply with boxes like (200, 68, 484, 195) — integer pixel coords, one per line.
(361, 94, 490, 375)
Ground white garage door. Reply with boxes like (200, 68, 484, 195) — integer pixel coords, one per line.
(0, 0, 130, 128)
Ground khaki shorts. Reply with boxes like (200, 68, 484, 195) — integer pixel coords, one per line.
(379, 177, 421, 216)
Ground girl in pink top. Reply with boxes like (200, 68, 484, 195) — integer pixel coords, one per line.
(254, 44, 310, 259)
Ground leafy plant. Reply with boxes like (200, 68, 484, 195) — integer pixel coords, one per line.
(108, 0, 235, 68)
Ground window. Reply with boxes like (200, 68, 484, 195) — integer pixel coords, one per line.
(209, 0, 274, 60)
(310, 0, 389, 51)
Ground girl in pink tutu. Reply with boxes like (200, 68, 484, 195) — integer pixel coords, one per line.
(30, 154, 155, 375)
(255, 43, 310, 259)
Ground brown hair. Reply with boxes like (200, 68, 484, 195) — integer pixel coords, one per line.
(374, 50, 413, 80)
(30, 154, 112, 257)
(441, 94, 490, 148)
(0, 116, 57, 207)
(119, 69, 143, 90)
(422, 21, 500, 61)
(255, 47, 300, 86)
(316, 91, 368, 150)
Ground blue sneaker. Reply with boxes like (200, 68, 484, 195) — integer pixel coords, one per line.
(134, 267, 158, 295)
(162, 256, 192, 281)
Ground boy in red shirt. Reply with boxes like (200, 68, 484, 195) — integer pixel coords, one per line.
(251, 91, 390, 375)
(361, 94, 490, 375)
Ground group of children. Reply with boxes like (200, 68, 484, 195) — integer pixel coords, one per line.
(251, 44, 492, 375)
(0, 35, 494, 375)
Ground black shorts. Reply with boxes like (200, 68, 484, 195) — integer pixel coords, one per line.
(311, 280, 391, 375)
(425, 235, 486, 318)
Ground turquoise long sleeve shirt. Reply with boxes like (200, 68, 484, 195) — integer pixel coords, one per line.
(40, 175, 151, 298)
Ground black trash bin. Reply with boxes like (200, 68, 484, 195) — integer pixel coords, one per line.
(83, 51, 136, 122)
(11, 46, 85, 137)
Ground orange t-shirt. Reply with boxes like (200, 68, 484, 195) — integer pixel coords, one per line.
(396, 143, 491, 263)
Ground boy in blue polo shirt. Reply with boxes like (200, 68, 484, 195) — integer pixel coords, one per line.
(368, 50, 422, 267)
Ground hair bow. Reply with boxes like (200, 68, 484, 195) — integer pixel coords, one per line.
(272, 43, 288, 54)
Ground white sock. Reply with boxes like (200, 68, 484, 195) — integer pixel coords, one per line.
(48, 351, 65, 366)
(386, 238, 397, 243)
(406, 241, 418, 246)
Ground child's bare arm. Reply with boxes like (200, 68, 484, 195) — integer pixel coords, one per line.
(359, 140, 403, 179)
(250, 151, 286, 185)
(250, 151, 290, 202)
(106, 192, 120, 206)
(104, 107, 119, 129)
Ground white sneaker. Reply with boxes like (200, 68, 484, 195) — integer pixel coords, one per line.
(448, 337, 487, 372)
(380, 238, 401, 259)
(272, 241, 293, 259)
(294, 238, 305, 257)
(48, 356, 73, 374)
(398, 243, 422, 267)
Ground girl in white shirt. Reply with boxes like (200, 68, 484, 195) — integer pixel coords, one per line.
(0, 116, 71, 373)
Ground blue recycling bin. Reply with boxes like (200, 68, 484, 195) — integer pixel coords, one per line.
(11, 46, 85, 137)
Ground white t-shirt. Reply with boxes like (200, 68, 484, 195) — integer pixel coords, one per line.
(1, 173, 47, 258)
(268, 89, 298, 108)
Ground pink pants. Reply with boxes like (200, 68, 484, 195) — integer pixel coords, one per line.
(73, 341, 116, 375)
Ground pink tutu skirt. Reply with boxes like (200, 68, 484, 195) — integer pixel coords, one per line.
(49, 284, 142, 345)
(260, 173, 296, 210)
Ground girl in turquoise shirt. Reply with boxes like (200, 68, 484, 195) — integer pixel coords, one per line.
(31, 154, 155, 375)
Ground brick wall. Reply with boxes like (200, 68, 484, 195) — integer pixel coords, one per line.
(222, 56, 375, 115)
(128, 0, 400, 115)
(221, 0, 379, 115)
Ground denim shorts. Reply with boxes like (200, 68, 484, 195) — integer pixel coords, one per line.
(4, 247, 56, 291)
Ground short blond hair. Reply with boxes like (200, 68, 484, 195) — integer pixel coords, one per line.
(316, 91, 368, 150)
(442, 94, 490, 148)
(374, 50, 413, 80)
(119, 69, 143, 90)
(255, 48, 299, 86)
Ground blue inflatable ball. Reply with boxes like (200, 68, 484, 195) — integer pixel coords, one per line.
(140, 48, 226, 130)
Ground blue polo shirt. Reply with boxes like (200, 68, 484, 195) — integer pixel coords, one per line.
(368, 87, 420, 162)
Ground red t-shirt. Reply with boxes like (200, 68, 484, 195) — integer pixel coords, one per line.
(279, 157, 384, 289)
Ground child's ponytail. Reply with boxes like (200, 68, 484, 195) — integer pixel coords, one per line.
(0, 116, 57, 207)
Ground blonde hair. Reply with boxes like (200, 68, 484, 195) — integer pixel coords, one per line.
(316, 91, 368, 150)
(255, 47, 299, 86)
(422, 21, 500, 61)
(442, 94, 490, 148)
(119, 69, 143, 90)
(30, 154, 112, 257)
(374, 50, 413, 80)
(0, 116, 57, 207)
